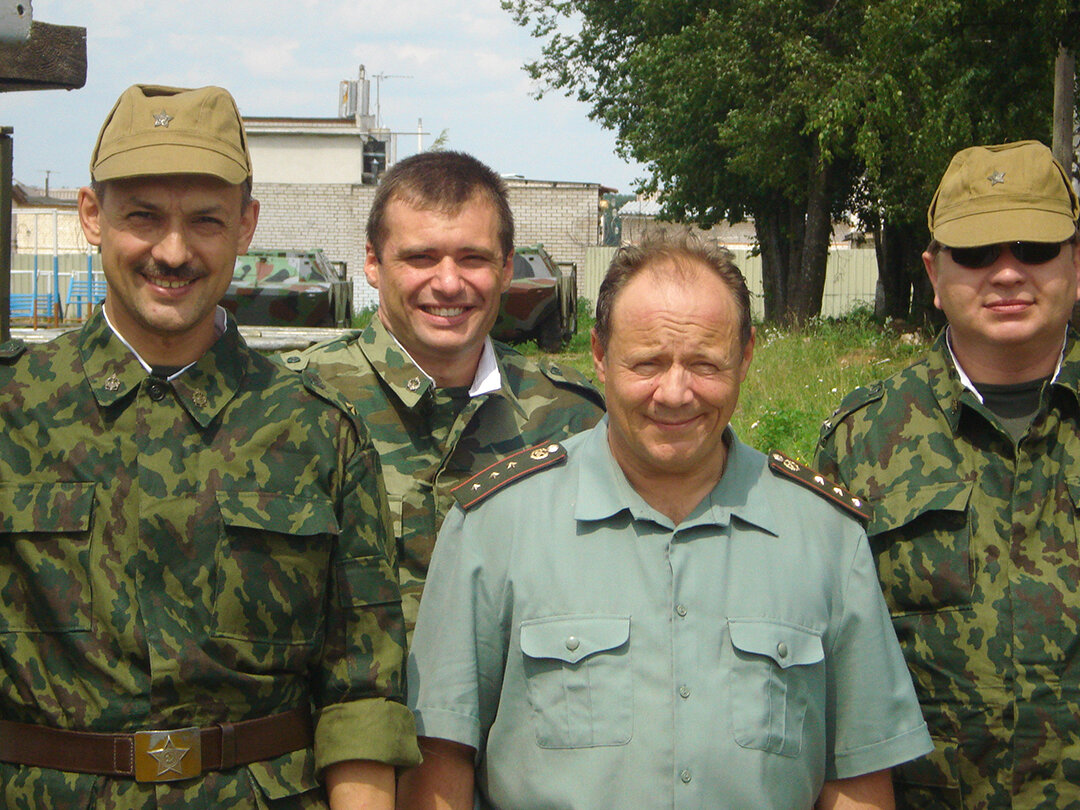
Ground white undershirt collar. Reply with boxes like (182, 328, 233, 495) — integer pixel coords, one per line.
(102, 305, 227, 381)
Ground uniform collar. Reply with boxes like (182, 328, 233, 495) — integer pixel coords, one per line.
(931, 326, 1080, 430)
(573, 419, 778, 536)
(360, 318, 511, 409)
(944, 324, 1070, 404)
(79, 309, 247, 428)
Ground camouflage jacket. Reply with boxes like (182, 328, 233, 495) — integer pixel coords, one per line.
(816, 328, 1080, 809)
(0, 312, 418, 809)
(282, 318, 605, 633)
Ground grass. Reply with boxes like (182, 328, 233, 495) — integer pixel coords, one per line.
(520, 301, 930, 465)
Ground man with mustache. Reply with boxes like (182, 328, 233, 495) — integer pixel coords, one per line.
(283, 151, 604, 638)
(0, 84, 418, 808)
(817, 140, 1080, 807)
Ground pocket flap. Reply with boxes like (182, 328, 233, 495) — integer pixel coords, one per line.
(216, 491, 339, 536)
(520, 615, 630, 664)
(0, 482, 95, 533)
(868, 479, 971, 537)
(728, 619, 823, 669)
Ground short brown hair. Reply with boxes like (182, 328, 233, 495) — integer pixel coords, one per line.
(594, 233, 752, 349)
(366, 151, 513, 262)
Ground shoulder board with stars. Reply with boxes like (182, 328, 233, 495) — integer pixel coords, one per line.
(767, 450, 869, 523)
(452, 441, 567, 511)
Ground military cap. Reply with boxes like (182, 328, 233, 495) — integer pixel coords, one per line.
(928, 140, 1079, 247)
(90, 84, 252, 184)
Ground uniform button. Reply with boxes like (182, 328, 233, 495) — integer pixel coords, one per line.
(286, 355, 301, 364)
(679, 686, 691, 699)
(565, 636, 580, 651)
(680, 769, 692, 783)
(776, 641, 788, 659)
(147, 380, 168, 401)
(675, 604, 687, 617)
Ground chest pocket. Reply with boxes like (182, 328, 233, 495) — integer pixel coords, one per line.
(519, 615, 632, 749)
(727, 618, 824, 757)
(212, 491, 338, 646)
(867, 479, 974, 616)
(0, 482, 96, 634)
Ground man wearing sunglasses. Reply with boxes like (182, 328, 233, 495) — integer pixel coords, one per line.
(816, 139, 1080, 808)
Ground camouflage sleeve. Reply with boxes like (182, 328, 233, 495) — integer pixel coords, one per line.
(539, 357, 606, 411)
(311, 416, 420, 771)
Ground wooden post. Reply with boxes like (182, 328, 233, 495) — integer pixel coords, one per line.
(1, 127, 12, 342)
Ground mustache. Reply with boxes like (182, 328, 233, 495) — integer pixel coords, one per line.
(138, 260, 200, 281)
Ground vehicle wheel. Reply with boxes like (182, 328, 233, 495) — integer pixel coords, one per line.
(538, 315, 563, 352)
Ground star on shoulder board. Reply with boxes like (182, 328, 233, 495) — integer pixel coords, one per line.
(452, 441, 567, 510)
(767, 450, 869, 522)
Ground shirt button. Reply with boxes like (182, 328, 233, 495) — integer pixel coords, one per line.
(565, 636, 580, 651)
(680, 769, 692, 783)
(679, 686, 691, 699)
(776, 641, 788, 659)
(675, 604, 687, 617)
(147, 380, 168, 401)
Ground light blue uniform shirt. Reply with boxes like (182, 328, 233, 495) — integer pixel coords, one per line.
(409, 421, 931, 809)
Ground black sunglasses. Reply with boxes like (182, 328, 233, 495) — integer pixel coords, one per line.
(947, 241, 1067, 269)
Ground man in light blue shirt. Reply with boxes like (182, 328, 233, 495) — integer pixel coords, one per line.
(400, 236, 931, 809)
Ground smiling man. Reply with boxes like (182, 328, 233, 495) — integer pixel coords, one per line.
(400, 236, 931, 810)
(0, 84, 419, 808)
(283, 151, 603, 635)
(817, 141, 1080, 807)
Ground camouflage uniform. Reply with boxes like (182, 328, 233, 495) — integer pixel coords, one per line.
(816, 328, 1080, 809)
(0, 311, 419, 808)
(282, 318, 605, 632)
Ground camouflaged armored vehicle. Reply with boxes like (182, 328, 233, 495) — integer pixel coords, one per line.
(492, 244, 578, 352)
(223, 249, 354, 328)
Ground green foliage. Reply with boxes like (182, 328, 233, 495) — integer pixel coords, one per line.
(504, 0, 1074, 322)
(733, 310, 927, 462)
(352, 304, 377, 330)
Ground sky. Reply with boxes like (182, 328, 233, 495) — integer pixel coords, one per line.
(3, 0, 646, 192)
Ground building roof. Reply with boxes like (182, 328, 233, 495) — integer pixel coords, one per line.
(12, 182, 77, 208)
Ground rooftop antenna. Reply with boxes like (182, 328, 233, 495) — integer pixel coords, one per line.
(371, 72, 412, 128)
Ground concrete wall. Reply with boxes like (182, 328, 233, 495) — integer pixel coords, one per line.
(249, 132, 368, 185)
(582, 245, 878, 320)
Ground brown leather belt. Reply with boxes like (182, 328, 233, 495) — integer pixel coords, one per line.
(0, 707, 312, 783)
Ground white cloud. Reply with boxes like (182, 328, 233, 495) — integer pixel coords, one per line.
(8, 0, 644, 189)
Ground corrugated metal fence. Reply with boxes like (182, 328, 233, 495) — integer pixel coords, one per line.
(582, 247, 878, 319)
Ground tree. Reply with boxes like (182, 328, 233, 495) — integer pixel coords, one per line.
(845, 0, 1071, 324)
(504, 0, 1078, 324)
(504, 0, 866, 322)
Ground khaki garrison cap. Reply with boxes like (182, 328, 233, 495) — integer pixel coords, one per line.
(90, 84, 252, 184)
(927, 140, 1079, 247)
